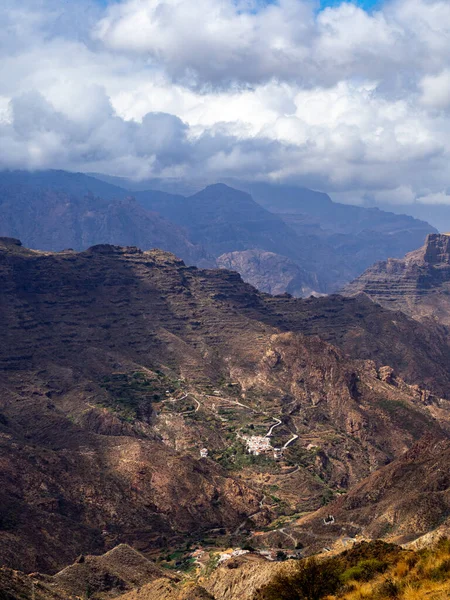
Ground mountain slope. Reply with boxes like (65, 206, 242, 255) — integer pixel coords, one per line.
(237, 182, 436, 290)
(0, 170, 208, 265)
(342, 233, 450, 326)
(216, 249, 318, 297)
(292, 435, 450, 552)
(135, 183, 320, 285)
(2, 238, 450, 573)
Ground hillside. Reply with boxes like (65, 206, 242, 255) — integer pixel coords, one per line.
(342, 233, 450, 326)
(0, 170, 208, 265)
(5, 538, 450, 600)
(283, 435, 450, 555)
(237, 182, 436, 290)
(2, 239, 450, 577)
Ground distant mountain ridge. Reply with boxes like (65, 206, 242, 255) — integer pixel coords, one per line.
(0, 170, 437, 295)
(0, 170, 209, 266)
(235, 181, 437, 290)
(93, 173, 436, 292)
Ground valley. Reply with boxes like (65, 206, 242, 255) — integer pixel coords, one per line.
(2, 235, 450, 600)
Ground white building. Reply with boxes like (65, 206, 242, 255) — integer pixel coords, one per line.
(200, 448, 209, 458)
(244, 435, 272, 456)
(273, 447, 284, 461)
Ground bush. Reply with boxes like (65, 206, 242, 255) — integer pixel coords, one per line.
(341, 558, 388, 583)
(375, 578, 401, 599)
(429, 557, 450, 581)
(256, 556, 342, 600)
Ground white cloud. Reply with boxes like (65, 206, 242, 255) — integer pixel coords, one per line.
(418, 192, 450, 205)
(2, 0, 450, 203)
(420, 70, 450, 110)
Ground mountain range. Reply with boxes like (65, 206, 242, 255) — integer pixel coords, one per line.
(0, 170, 436, 295)
(2, 173, 450, 600)
(2, 233, 450, 590)
(343, 232, 450, 326)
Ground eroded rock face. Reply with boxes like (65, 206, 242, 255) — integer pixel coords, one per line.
(342, 233, 450, 326)
(217, 249, 319, 297)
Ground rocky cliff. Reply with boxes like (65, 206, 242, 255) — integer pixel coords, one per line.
(342, 233, 450, 326)
(216, 249, 319, 297)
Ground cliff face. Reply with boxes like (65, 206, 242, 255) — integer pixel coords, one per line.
(342, 233, 450, 326)
(1, 239, 450, 575)
(216, 249, 319, 297)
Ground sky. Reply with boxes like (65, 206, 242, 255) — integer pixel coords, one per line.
(2, 0, 450, 206)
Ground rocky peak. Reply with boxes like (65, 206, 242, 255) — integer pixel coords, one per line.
(0, 237, 22, 248)
(342, 233, 450, 325)
(422, 233, 450, 266)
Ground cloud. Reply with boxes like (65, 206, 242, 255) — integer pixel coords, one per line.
(2, 0, 450, 203)
(418, 192, 450, 205)
(93, 0, 450, 90)
(93, 0, 314, 86)
(420, 70, 450, 110)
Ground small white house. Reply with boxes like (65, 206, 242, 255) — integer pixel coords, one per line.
(200, 448, 209, 458)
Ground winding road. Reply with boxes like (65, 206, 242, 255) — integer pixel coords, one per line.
(283, 434, 299, 449)
(266, 418, 282, 437)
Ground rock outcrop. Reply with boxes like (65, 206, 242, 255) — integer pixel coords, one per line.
(342, 233, 450, 325)
(216, 249, 319, 297)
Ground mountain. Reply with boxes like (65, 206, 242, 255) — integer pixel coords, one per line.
(216, 250, 318, 297)
(373, 200, 450, 233)
(342, 233, 450, 326)
(0, 544, 178, 600)
(134, 183, 319, 270)
(0, 170, 209, 265)
(2, 238, 450, 577)
(92, 173, 438, 294)
(290, 435, 450, 553)
(236, 181, 437, 290)
(0, 171, 437, 297)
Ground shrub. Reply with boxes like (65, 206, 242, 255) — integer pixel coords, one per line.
(429, 557, 450, 581)
(375, 578, 401, 599)
(341, 558, 388, 583)
(256, 556, 341, 600)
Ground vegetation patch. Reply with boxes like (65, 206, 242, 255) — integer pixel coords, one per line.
(257, 539, 450, 600)
(99, 371, 179, 422)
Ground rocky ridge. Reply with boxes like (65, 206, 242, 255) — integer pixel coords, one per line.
(342, 233, 450, 325)
(0, 170, 437, 296)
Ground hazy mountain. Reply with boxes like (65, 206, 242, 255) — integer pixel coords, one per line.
(95, 174, 437, 293)
(236, 181, 437, 288)
(0, 170, 209, 265)
(134, 183, 321, 269)
(216, 249, 319, 297)
(373, 201, 450, 233)
(0, 170, 438, 296)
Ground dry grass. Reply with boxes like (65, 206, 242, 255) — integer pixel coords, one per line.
(327, 538, 450, 600)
